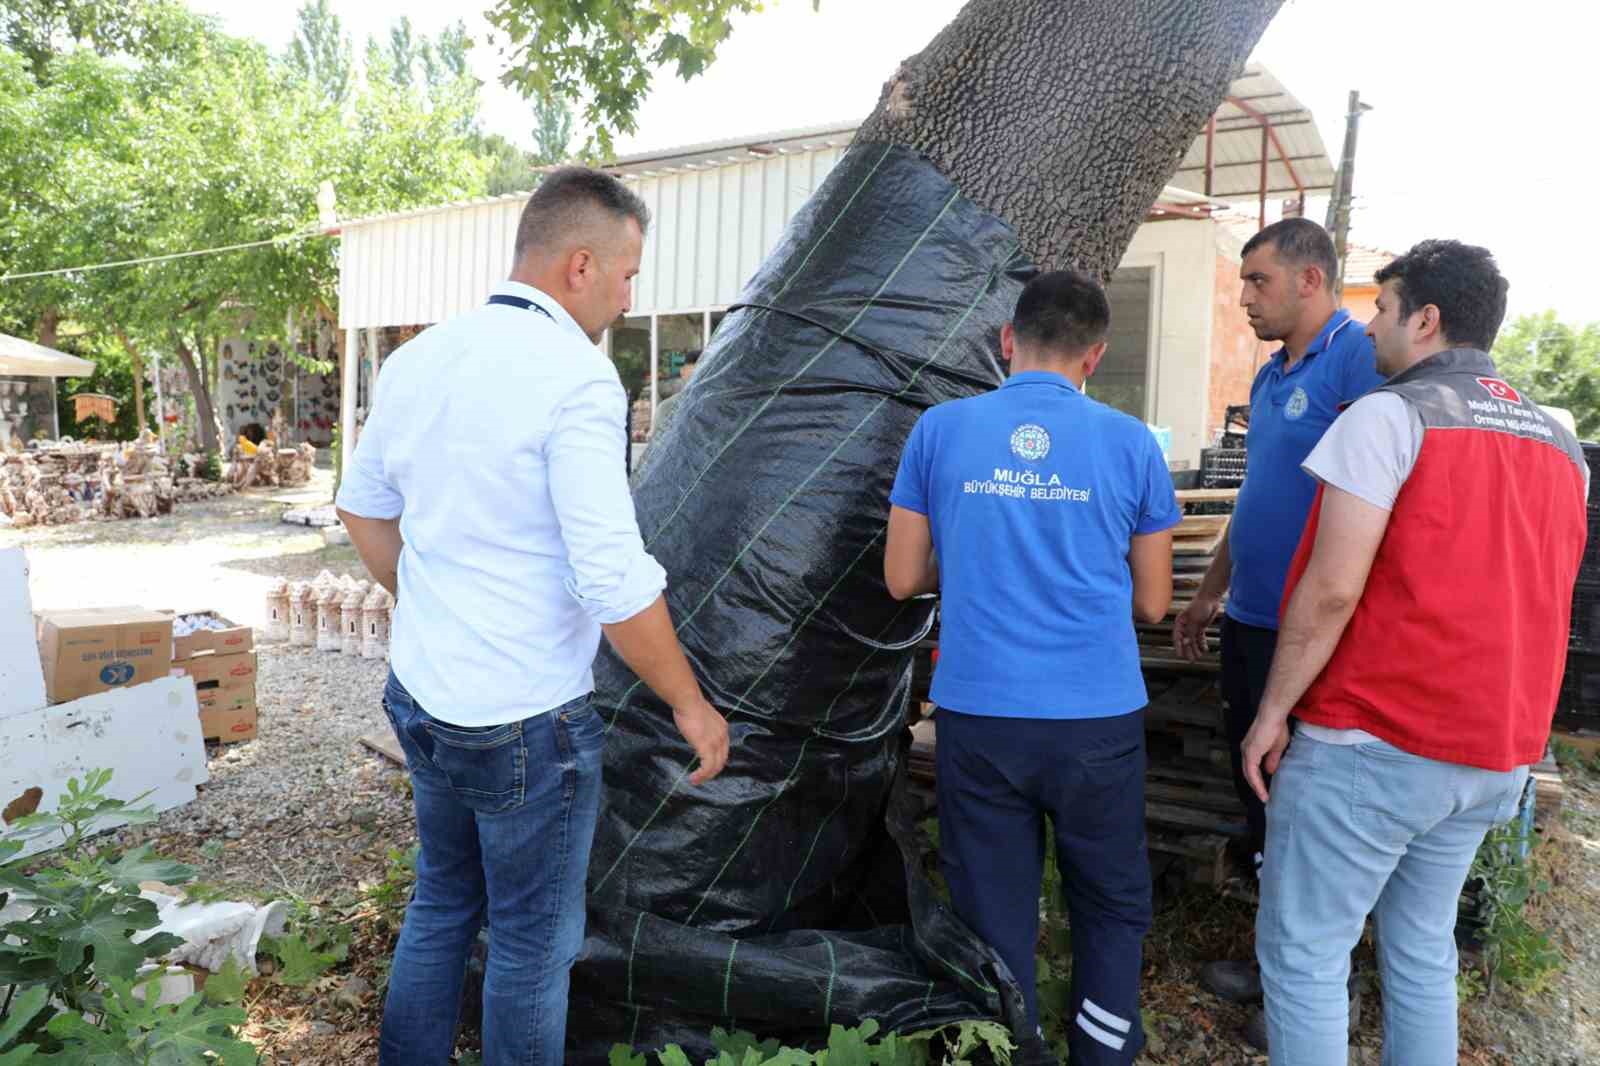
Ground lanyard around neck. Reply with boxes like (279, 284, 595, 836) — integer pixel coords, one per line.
(487, 293, 557, 323)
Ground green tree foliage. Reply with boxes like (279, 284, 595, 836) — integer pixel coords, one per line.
(533, 92, 574, 164)
(481, 132, 541, 196)
(1492, 311, 1600, 440)
(385, 15, 426, 88)
(0, 0, 189, 81)
(480, 94, 575, 196)
(0, 4, 491, 450)
(286, 0, 352, 106)
(488, 0, 818, 155)
(53, 337, 151, 441)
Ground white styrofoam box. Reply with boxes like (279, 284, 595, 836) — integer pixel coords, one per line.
(0, 676, 209, 860)
(0, 547, 46, 719)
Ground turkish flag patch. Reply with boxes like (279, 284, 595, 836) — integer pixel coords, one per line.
(1477, 377, 1522, 404)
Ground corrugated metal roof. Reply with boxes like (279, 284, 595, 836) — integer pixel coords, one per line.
(337, 63, 1332, 329)
(337, 143, 855, 327)
(604, 122, 860, 177)
(1167, 63, 1337, 201)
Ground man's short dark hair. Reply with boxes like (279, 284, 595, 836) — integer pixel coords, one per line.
(1240, 217, 1339, 292)
(1374, 239, 1508, 351)
(1011, 270, 1110, 355)
(513, 166, 651, 261)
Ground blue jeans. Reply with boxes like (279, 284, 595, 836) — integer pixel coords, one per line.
(1256, 734, 1527, 1066)
(378, 672, 604, 1066)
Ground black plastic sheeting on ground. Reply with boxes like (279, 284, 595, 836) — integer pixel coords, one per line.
(566, 144, 1037, 1062)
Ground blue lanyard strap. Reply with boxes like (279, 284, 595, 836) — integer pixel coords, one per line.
(487, 293, 556, 323)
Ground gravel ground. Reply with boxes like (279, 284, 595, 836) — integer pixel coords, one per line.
(7, 481, 1599, 1063)
(6, 468, 411, 898)
(118, 641, 410, 898)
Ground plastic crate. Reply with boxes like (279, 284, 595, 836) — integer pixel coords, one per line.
(1199, 447, 1247, 489)
(1557, 650, 1600, 724)
(1582, 443, 1600, 518)
(1580, 522, 1600, 581)
(1574, 508, 1600, 582)
(1571, 583, 1600, 652)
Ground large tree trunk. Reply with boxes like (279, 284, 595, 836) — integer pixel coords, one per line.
(857, 0, 1279, 276)
(36, 308, 59, 349)
(118, 331, 147, 436)
(574, 1, 1282, 1057)
(173, 337, 221, 455)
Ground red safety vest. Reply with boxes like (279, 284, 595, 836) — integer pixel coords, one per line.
(1280, 349, 1588, 771)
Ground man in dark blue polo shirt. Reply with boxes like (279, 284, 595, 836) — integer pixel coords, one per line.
(1172, 218, 1382, 1044)
(885, 270, 1180, 1066)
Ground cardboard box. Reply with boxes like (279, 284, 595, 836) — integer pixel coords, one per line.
(174, 650, 258, 744)
(36, 607, 174, 704)
(197, 685, 257, 743)
(165, 610, 254, 662)
(171, 650, 257, 689)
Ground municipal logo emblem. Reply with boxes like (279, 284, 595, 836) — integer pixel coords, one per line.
(1285, 386, 1309, 421)
(1477, 377, 1523, 404)
(1010, 423, 1050, 461)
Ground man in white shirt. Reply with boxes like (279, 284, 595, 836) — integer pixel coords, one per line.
(336, 167, 729, 1066)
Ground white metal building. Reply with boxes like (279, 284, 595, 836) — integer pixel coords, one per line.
(335, 63, 1335, 471)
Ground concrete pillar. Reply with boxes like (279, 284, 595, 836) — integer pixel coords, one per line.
(648, 315, 659, 423)
(340, 327, 358, 477)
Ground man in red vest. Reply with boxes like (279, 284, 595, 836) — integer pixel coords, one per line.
(1239, 239, 1588, 1065)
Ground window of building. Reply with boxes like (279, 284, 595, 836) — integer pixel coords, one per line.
(1092, 267, 1154, 420)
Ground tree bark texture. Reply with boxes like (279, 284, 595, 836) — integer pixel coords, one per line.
(118, 331, 147, 436)
(857, 0, 1283, 278)
(35, 308, 58, 349)
(573, 2, 1285, 1054)
(173, 338, 220, 455)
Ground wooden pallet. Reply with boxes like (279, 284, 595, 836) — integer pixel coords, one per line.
(1149, 830, 1231, 886)
(1175, 514, 1230, 536)
(1531, 751, 1564, 824)
(904, 715, 1245, 886)
(359, 727, 405, 766)
(1552, 728, 1600, 759)
(1173, 534, 1225, 557)
(1175, 489, 1241, 506)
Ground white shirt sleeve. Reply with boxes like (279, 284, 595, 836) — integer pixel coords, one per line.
(334, 388, 404, 520)
(547, 372, 668, 625)
(1301, 391, 1423, 512)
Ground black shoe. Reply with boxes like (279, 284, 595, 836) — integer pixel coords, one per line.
(1245, 983, 1361, 1052)
(1199, 959, 1262, 1004)
(1012, 1031, 1060, 1066)
(1244, 1007, 1269, 1052)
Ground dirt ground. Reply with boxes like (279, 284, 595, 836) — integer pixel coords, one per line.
(5, 489, 1597, 1064)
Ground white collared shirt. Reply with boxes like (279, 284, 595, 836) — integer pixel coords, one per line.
(336, 281, 666, 726)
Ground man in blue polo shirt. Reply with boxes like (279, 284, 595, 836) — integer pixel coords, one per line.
(885, 270, 1180, 1066)
(1172, 218, 1382, 1045)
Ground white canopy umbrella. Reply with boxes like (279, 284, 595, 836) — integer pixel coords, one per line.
(0, 332, 96, 378)
(0, 333, 97, 441)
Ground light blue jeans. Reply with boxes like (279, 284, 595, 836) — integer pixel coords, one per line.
(1256, 734, 1527, 1066)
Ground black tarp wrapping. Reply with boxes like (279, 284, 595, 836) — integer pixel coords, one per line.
(568, 143, 1036, 1061)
